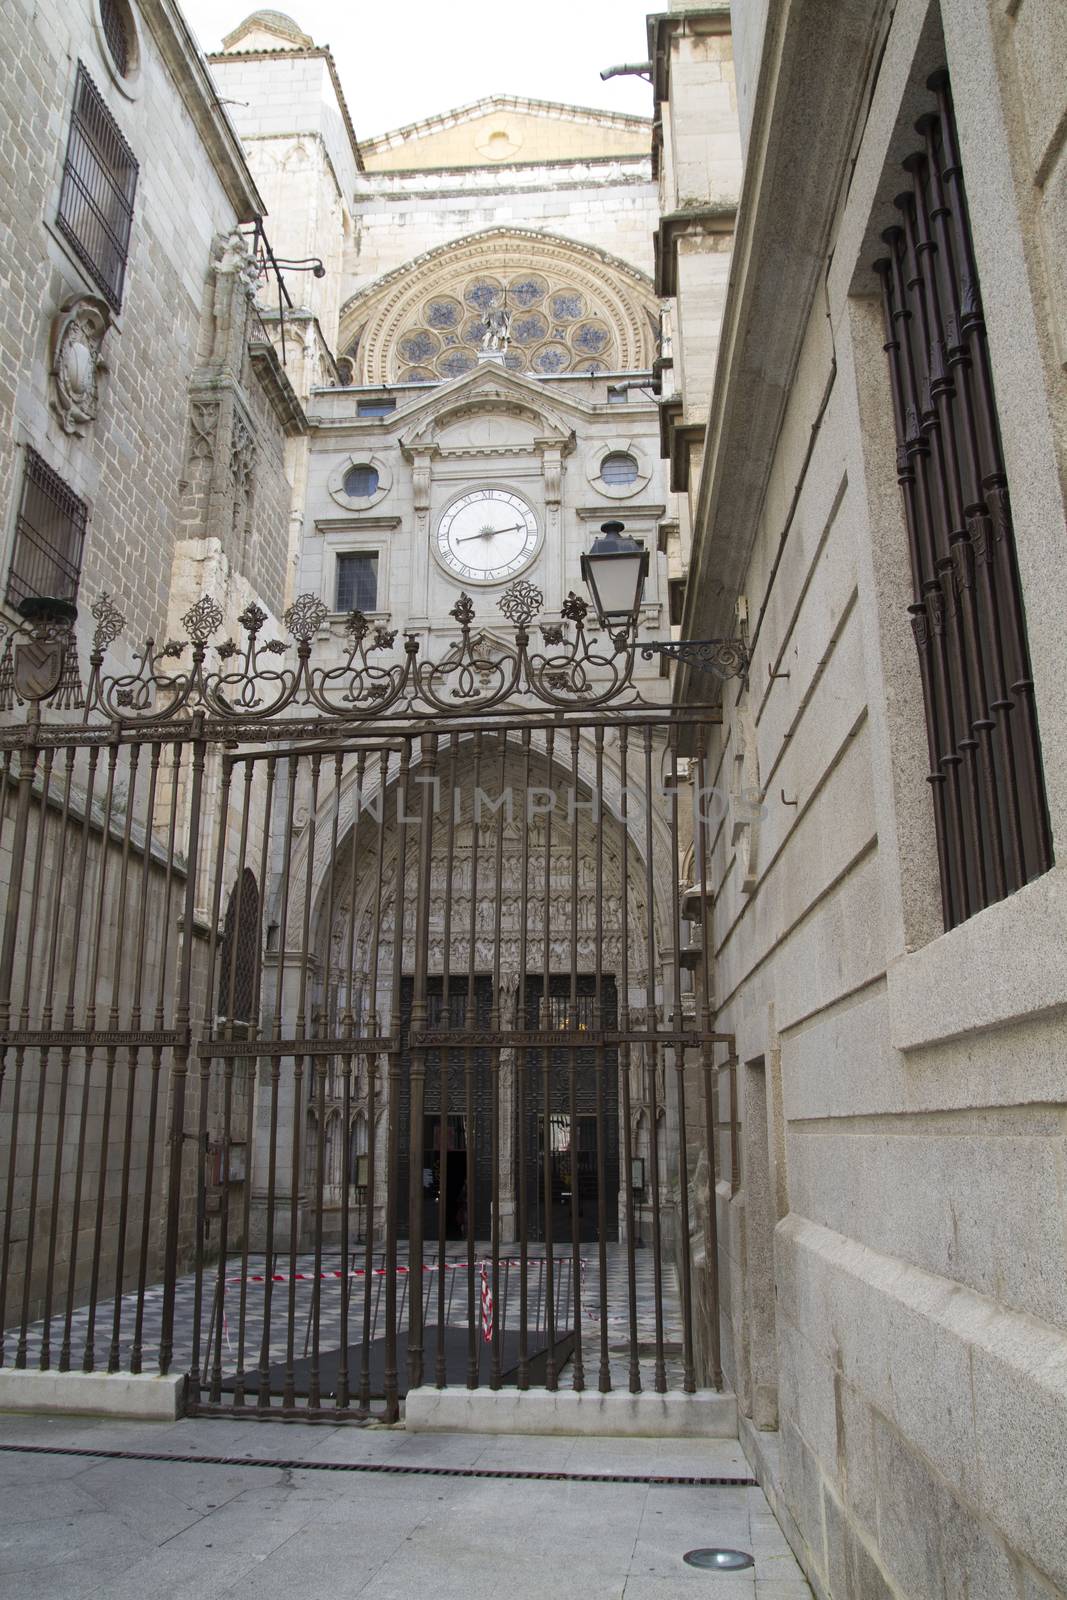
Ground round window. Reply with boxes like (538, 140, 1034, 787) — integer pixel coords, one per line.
(601, 452, 639, 486)
(344, 465, 379, 498)
(100, 0, 133, 75)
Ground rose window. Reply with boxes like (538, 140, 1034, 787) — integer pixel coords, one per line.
(391, 273, 620, 383)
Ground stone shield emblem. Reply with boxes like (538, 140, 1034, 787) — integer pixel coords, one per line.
(14, 637, 66, 702)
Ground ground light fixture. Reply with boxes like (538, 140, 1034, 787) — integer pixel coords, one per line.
(580, 522, 750, 681)
(682, 1548, 756, 1571)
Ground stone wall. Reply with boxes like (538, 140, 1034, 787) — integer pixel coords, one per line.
(0, 0, 264, 648)
(0, 0, 298, 1354)
(672, 0, 1067, 1595)
(346, 163, 661, 316)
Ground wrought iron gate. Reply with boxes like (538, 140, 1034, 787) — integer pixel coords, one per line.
(0, 582, 737, 1420)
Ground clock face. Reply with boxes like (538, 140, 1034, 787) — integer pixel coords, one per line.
(434, 488, 539, 585)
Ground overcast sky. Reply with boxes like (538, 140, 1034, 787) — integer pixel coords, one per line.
(179, 0, 656, 139)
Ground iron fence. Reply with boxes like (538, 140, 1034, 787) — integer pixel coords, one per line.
(0, 581, 736, 1419)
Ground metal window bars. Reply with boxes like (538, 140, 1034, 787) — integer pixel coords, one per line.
(56, 63, 138, 311)
(99, 0, 131, 76)
(875, 70, 1052, 930)
(6, 449, 88, 611)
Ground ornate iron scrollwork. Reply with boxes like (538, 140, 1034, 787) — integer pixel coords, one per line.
(640, 638, 749, 681)
(20, 575, 727, 728)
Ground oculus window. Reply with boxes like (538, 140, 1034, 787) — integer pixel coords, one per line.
(343, 464, 379, 498)
(100, 0, 133, 75)
(601, 452, 639, 486)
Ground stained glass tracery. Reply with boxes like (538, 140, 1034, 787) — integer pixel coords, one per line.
(389, 272, 620, 382)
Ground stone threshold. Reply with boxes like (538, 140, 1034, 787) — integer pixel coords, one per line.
(404, 1384, 737, 1437)
(0, 1368, 185, 1421)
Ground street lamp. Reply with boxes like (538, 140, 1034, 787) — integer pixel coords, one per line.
(579, 522, 750, 682)
(580, 521, 649, 631)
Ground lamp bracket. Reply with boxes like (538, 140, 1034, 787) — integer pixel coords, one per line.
(640, 638, 750, 681)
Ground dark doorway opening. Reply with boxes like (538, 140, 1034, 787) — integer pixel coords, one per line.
(399, 975, 493, 1239)
(422, 1112, 468, 1240)
(537, 1113, 601, 1243)
(399, 973, 620, 1243)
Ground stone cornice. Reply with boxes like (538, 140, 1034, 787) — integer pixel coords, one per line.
(248, 340, 309, 436)
(354, 156, 654, 196)
(680, 0, 889, 679)
(654, 205, 737, 296)
(574, 503, 667, 521)
(360, 94, 652, 155)
(657, 397, 704, 493)
(207, 45, 365, 172)
(139, 0, 265, 220)
(313, 516, 402, 534)
(647, 8, 733, 109)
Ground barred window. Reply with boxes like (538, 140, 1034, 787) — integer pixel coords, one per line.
(57, 64, 138, 310)
(876, 70, 1052, 931)
(99, 0, 131, 76)
(7, 450, 88, 611)
(335, 552, 378, 613)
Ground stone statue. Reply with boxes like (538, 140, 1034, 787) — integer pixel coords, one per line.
(49, 295, 110, 436)
(212, 227, 259, 293)
(481, 304, 512, 352)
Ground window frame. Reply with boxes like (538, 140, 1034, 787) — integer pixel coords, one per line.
(874, 71, 1052, 932)
(56, 63, 138, 311)
(333, 550, 380, 615)
(6, 448, 89, 613)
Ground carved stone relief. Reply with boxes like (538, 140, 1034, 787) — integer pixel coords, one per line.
(187, 401, 220, 467)
(230, 408, 257, 534)
(49, 295, 110, 436)
(210, 228, 258, 363)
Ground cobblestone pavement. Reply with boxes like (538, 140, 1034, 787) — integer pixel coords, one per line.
(0, 1413, 813, 1599)
(6, 1243, 688, 1396)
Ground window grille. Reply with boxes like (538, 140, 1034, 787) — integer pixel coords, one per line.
(216, 869, 260, 1023)
(876, 71, 1052, 931)
(357, 398, 397, 417)
(100, 0, 130, 76)
(7, 450, 88, 610)
(57, 64, 138, 310)
(335, 552, 378, 613)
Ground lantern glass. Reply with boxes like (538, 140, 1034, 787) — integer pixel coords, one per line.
(581, 522, 648, 627)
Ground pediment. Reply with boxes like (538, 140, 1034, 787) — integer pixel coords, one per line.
(359, 96, 651, 172)
(397, 366, 576, 456)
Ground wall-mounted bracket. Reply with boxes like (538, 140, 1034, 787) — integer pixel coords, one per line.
(640, 638, 750, 681)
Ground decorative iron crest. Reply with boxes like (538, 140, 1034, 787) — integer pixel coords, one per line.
(5, 574, 742, 729)
(497, 580, 543, 626)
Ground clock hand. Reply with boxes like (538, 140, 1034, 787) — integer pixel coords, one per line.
(454, 523, 525, 543)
